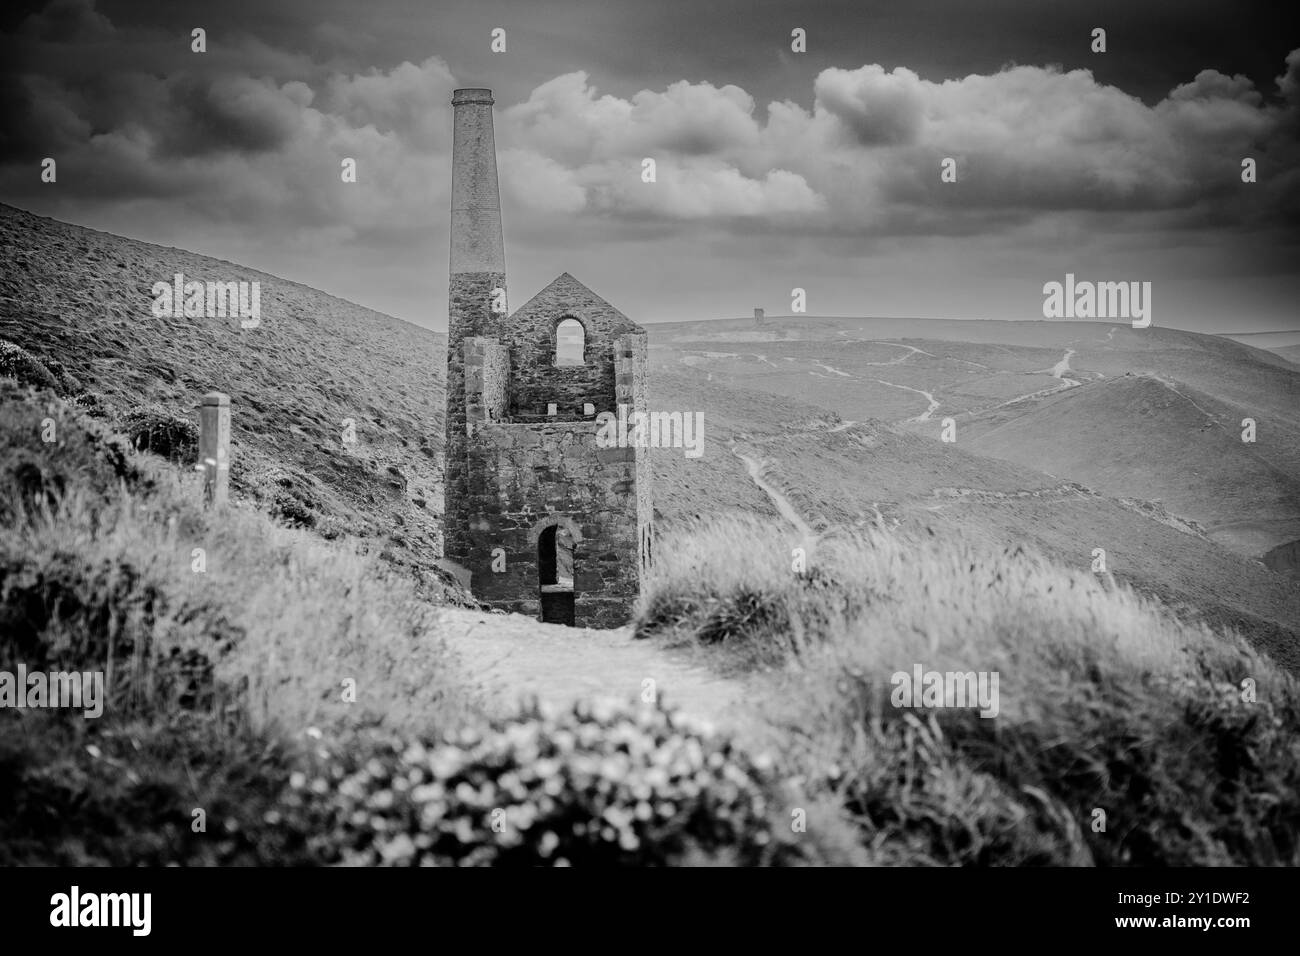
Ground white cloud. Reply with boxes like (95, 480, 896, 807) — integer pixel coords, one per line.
(321, 56, 457, 151)
(814, 65, 925, 145)
(500, 148, 587, 214)
(491, 59, 1299, 235)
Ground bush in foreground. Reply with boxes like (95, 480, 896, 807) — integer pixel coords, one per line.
(118, 404, 199, 464)
(279, 698, 808, 866)
(0, 339, 60, 391)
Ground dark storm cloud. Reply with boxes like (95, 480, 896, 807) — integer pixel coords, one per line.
(158, 75, 307, 156)
(17, 0, 113, 42)
(0, 0, 1296, 331)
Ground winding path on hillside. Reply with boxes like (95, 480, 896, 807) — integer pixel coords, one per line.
(872, 378, 940, 422)
(864, 342, 934, 366)
(436, 607, 748, 730)
(733, 448, 816, 539)
(994, 348, 1081, 408)
(804, 344, 942, 423)
(1049, 348, 1078, 382)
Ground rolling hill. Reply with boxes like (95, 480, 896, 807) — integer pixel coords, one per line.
(1273, 344, 1300, 366)
(3, 203, 1297, 674)
(0, 202, 448, 579)
(962, 373, 1300, 557)
(643, 313, 1300, 671)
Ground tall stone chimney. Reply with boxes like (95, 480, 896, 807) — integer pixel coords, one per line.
(450, 88, 505, 277)
(445, 88, 507, 568)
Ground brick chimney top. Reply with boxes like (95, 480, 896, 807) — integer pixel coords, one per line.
(452, 88, 495, 106)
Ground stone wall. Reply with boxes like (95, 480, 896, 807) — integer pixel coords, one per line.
(444, 270, 505, 567)
(509, 328, 610, 418)
(458, 419, 644, 628)
(464, 336, 508, 424)
(505, 273, 640, 419)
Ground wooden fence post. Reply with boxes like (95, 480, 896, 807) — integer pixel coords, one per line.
(199, 392, 230, 507)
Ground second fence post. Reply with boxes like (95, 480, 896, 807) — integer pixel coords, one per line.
(199, 391, 231, 507)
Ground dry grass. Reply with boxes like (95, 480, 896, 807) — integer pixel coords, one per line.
(4, 486, 478, 738)
(637, 515, 1300, 865)
(0, 385, 476, 863)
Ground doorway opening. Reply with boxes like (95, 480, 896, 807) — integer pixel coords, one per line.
(538, 523, 576, 625)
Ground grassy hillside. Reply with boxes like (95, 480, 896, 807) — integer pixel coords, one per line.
(0, 378, 828, 866)
(647, 311, 1300, 663)
(1273, 344, 1300, 366)
(636, 516, 1300, 866)
(646, 365, 830, 524)
(964, 373, 1300, 556)
(654, 315, 1296, 368)
(650, 316, 1299, 480)
(0, 203, 448, 579)
(646, 334, 1300, 674)
(0, 374, 479, 863)
(4, 206, 1297, 866)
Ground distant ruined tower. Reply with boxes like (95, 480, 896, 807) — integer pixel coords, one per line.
(754, 307, 765, 326)
(443, 88, 653, 628)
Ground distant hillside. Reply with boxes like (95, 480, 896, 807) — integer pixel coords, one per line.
(0, 203, 446, 577)
(1220, 330, 1300, 353)
(656, 315, 1296, 367)
(1274, 344, 1300, 366)
(963, 373, 1300, 557)
(646, 314, 1300, 672)
(650, 314, 1300, 556)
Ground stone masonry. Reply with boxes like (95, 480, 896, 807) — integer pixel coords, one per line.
(443, 88, 653, 628)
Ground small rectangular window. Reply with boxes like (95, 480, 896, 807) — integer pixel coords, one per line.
(583, 403, 595, 416)
(547, 403, 558, 416)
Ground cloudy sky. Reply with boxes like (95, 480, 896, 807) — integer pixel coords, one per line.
(2, 0, 1298, 333)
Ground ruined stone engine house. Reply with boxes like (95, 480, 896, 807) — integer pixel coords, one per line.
(442, 88, 653, 628)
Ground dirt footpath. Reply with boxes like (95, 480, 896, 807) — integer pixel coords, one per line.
(435, 606, 748, 730)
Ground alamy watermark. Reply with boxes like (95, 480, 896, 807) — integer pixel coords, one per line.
(0, 665, 104, 718)
(595, 405, 704, 458)
(50, 886, 151, 936)
(890, 664, 999, 718)
(1042, 273, 1151, 328)
(150, 272, 260, 328)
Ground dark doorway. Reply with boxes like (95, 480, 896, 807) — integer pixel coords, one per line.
(538, 524, 576, 626)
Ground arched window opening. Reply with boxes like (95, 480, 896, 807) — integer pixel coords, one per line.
(555, 318, 585, 366)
